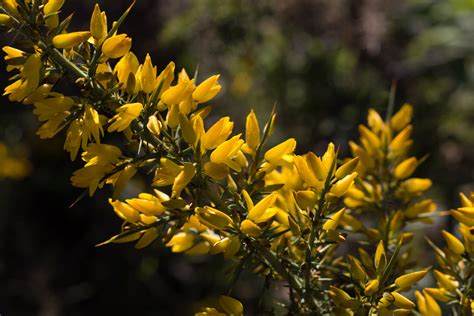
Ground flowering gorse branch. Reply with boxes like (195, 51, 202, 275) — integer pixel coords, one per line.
(0, 1, 472, 315)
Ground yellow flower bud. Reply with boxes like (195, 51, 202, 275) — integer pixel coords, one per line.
(367, 108, 384, 132)
(358, 125, 381, 150)
(53, 31, 91, 49)
(364, 279, 380, 296)
(126, 194, 166, 216)
(347, 255, 367, 282)
(405, 199, 436, 218)
(193, 75, 222, 103)
(44, 0, 65, 15)
(451, 209, 474, 226)
(0, 14, 11, 26)
(391, 103, 413, 131)
(90, 4, 107, 41)
(178, 113, 196, 145)
(401, 178, 432, 194)
(422, 291, 441, 316)
(240, 219, 261, 237)
(394, 270, 428, 289)
(335, 157, 359, 179)
(391, 292, 415, 309)
(294, 190, 318, 210)
(161, 81, 194, 105)
(139, 54, 157, 94)
(330, 172, 358, 197)
(109, 198, 140, 223)
(245, 110, 261, 150)
(218, 296, 243, 316)
(389, 125, 412, 153)
(102, 34, 132, 59)
(166, 103, 180, 129)
(147, 115, 161, 136)
(44, 0, 65, 29)
(394, 157, 418, 180)
(195, 206, 233, 230)
(329, 286, 352, 305)
(135, 227, 158, 249)
(374, 240, 386, 271)
(203, 162, 229, 180)
(166, 232, 194, 253)
(442, 230, 465, 255)
(424, 288, 450, 302)
(322, 208, 346, 231)
(155, 62, 176, 96)
(459, 192, 472, 207)
(433, 270, 457, 291)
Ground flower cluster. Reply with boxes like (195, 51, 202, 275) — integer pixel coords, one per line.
(0, 1, 472, 315)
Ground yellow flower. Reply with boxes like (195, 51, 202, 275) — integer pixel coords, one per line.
(210, 135, 244, 171)
(156, 62, 176, 96)
(391, 292, 415, 309)
(433, 270, 457, 291)
(82, 143, 122, 167)
(36, 112, 69, 139)
(201, 117, 234, 150)
(109, 198, 140, 223)
(161, 81, 195, 105)
(442, 230, 465, 255)
(33, 95, 74, 121)
(107, 102, 143, 133)
(264, 138, 296, 166)
(102, 34, 132, 59)
(195, 206, 233, 230)
(240, 219, 261, 237)
(126, 193, 167, 216)
(364, 279, 379, 296)
(53, 31, 91, 49)
(193, 75, 222, 103)
(114, 52, 139, 90)
(247, 194, 278, 223)
(335, 157, 359, 179)
(147, 115, 161, 136)
(178, 113, 196, 145)
(166, 232, 195, 253)
(153, 158, 183, 186)
(322, 208, 346, 230)
(0, 14, 10, 26)
(171, 163, 195, 198)
(71, 164, 113, 196)
(329, 172, 357, 197)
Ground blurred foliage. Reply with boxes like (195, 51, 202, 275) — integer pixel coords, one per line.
(1, 0, 474, 315)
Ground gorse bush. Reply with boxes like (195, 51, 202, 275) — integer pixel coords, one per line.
(0, 1, 472, 315)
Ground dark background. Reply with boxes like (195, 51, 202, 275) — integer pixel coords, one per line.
(1, 0, 474, 315)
